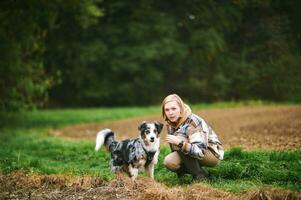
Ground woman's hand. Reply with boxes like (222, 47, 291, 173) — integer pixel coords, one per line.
(165, 135, 182, 145)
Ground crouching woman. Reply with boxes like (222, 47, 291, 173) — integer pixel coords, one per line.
(162, 94, 224, 181)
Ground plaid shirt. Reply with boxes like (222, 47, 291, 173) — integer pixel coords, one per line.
(167, 113, 224, 160)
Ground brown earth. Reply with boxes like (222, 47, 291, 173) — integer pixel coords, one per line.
(1, 172, 300, 200)
(50, 105, 301, 150)
(2, 105, 301, 199)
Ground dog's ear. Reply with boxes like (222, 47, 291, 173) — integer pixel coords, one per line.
(138, 121, 147, 132)
(154, 121, 164, 134)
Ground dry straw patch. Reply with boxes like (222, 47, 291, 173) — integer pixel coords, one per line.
(243, 188, 301, 200)
(1, 172, 300, 200)
(0, 172, 238, 199)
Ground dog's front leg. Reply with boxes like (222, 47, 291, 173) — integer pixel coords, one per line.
(147, 151, 159, 179)
(147, 163, 155, 179)
(129, 164, 138, 180)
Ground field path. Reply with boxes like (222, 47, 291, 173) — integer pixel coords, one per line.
(51, 105, 301, 150)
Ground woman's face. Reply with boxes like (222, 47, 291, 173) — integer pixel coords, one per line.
(164, 100, 181, 123)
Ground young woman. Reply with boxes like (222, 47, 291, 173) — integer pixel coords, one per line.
(162, 94, 224, 181)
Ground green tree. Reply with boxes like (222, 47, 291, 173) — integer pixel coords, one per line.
(0, 0, 103, 111)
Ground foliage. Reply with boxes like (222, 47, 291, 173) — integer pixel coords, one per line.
(0, 0, 103, 111)
(47, 0, 301, 106)
(1, 0, 301, 111)
(0, 1, 50, 111)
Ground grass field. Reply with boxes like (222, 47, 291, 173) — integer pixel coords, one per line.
(1, 129, 300, 193)
(0, 100, 273, 129)
(0, 101, 300, 199)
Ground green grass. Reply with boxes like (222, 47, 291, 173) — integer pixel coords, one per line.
(0, 106, 160, 129)
(204, 148, 301, 192)
(156, 147, 301, 192)
(0, 129, 114, 181)
(0, 101, 300, 193)
(0, 129, 300, 193)
(0, 99, 286, 130)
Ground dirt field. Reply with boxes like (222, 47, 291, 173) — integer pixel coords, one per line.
(51, 105, 301, 150)
(2, 105, 301, 199)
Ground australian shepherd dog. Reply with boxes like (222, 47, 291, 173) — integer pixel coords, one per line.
(95, 121, 163, 180)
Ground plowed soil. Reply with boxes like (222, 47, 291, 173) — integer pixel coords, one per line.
(2, 105, 301, 199)
(51, 105, 301, 150)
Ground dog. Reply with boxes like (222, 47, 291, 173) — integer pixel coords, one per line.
(95, 121, 163, 180)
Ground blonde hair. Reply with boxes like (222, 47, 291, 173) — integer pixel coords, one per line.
(161, 94, 191, 127)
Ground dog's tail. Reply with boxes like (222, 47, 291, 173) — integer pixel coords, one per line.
(95, 128, 115, 151)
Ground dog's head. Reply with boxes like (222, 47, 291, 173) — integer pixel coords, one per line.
(138, 121, 163, 144)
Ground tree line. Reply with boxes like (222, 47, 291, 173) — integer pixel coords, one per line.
(1, 0, 301, 111)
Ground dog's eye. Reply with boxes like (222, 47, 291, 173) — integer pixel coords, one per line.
(154, 129, 157, 133)
(145, 130, 150, 134)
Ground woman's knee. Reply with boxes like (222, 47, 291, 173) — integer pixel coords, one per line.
(164, 152, 181, 171)
(199, 150, 220, 167)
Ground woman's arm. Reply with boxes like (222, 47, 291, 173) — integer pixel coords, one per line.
(181, 128, 207, 160)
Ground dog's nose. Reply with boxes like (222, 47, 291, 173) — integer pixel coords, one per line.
(150, 137, 155, 142)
